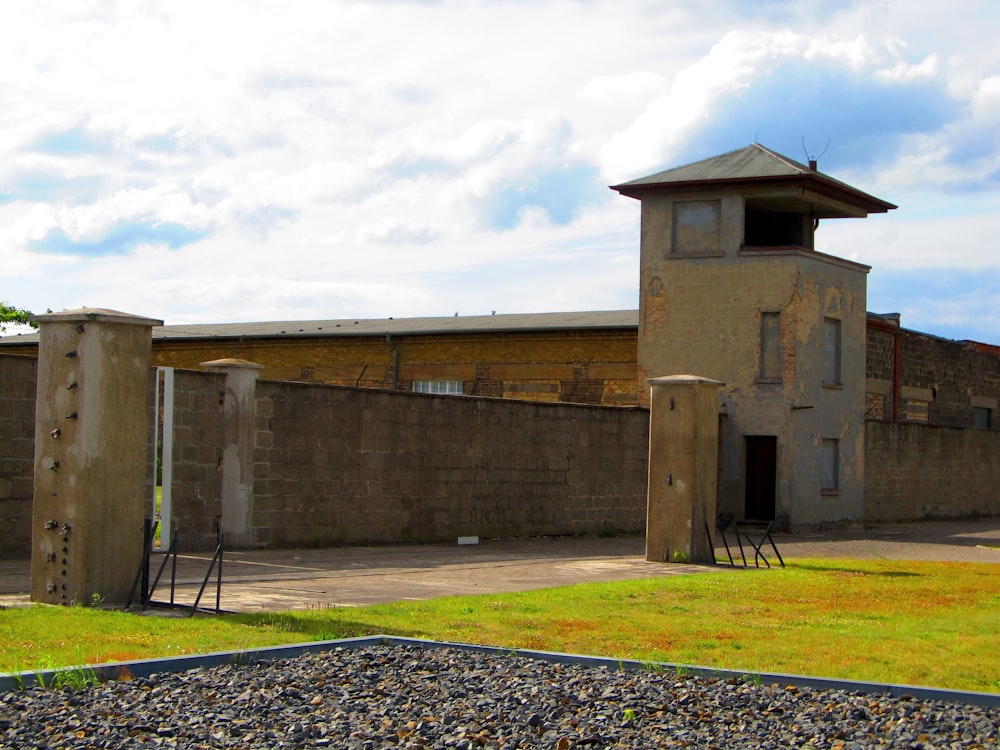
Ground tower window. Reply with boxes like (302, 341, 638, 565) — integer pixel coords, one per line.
(823, 317, 842, 386)
(759, 311, 782, 382)
(671, 200, 721, 255)
(744, 207, 808, 247)
(821, 438, 840, 493)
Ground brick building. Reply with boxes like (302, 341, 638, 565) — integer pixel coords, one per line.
(2, 308, 995, 426)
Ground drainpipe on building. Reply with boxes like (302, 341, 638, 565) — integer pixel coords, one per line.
(891, 328, 901, 421)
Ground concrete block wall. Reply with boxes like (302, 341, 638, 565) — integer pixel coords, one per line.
(899, 334, 1000, 428)
(167, 369, 226, 551)
(252, 381, 649, 548)
(3, 355, 996, 557)
(0, 355, 36, 557)
(866, 318, 1000, 429)
(865, 420, 1000, 520)
(866, 326, 895, 382)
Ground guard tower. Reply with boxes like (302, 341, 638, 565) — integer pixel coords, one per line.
(612, 144, 895, 528)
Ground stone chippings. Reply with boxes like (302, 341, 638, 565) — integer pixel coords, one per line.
(0, 645, 997, 749)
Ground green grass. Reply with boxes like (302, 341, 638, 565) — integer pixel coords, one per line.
(1, 558, 997, 693)
(154, 486, 162, 547)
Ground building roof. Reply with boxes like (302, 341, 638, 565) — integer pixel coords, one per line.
(2, 309, 996, 350)
(611, 143, 897, 218)
(0, 310, 641, 346)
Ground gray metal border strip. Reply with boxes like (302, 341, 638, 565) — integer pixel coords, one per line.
(1, 634, 997, 708)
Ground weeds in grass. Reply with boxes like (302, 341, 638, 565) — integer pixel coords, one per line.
(9, 650, 101, 691)
(50, 663, 100, 690)
(8, 657, 53, 690)
(639, 660, 666, 675)
(256, 614, 298, 632)
(230, 651, 251, 666)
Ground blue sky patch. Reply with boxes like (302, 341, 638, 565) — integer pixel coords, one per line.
(711, 0, 841, 23)
(868, 267, 999, 344)
(485, 163, 604, 231)
(33, 128, 114, 157)
(682, 61, 957, 173)
(34, 222, 209, 256)
(0, 172, 105, 204)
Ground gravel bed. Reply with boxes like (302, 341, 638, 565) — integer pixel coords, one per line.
(1, 644, 997, 748)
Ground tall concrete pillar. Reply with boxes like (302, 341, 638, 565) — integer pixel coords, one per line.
(201, 358, 262, 548)
(30, 308, 162, 605)
(646, 375, 724, 564)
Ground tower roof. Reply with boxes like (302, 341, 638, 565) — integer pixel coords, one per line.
(611, 143, 896, 218)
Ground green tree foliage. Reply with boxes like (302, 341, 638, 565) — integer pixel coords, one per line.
(0, 301, 36, 332)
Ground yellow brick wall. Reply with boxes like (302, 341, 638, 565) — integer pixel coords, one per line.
(151, 329, 640, 406)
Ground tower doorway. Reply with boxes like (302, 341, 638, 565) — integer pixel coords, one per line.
(745, 436, 777, 521)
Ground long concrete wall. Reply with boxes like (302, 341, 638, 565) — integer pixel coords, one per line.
(251, 380, 650, 547)
(865, 420, 1000, 521)
(0, 355, 36, 557)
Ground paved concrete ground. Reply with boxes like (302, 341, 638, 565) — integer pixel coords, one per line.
(0, 519, 996, 613)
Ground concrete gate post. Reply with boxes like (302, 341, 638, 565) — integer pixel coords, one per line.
(645, 375, 724, 564)
(30, 308, 162, 605)
(201, 358, 263, 548)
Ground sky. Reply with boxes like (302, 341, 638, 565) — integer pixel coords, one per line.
(1, 0, 998, 344)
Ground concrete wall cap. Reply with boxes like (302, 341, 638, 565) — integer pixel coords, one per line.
(647, 374, 725, 386)
(199, 357, 265, 369)
(31, 307, 163, 327)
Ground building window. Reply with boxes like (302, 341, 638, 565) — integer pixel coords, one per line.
(671, 200, 721, 255)
(973, 407, 992, 429)
(744, 204, 807, 247)
(823, 317, 841, 386)
(821, 438, 839, 494)
(759, 311, 781, 382)
(412, 380, 463, 396)
(865, 393, 886, 420)
(904, 399, 929, 423)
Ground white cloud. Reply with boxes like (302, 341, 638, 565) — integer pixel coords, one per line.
(355, 218, 438, 246)
(876, 52, 940, 81)
(600, 29, 818, 180)
(580, 72, 667, 103)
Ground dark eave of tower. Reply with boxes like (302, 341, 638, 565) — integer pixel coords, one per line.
(610, 143, 897, 219)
